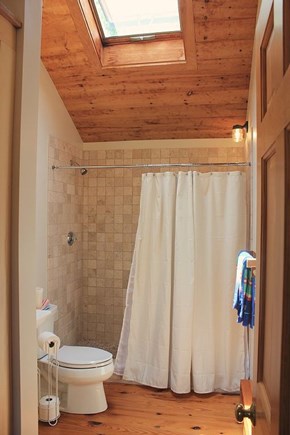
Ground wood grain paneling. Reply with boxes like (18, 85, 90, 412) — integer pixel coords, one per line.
(194, 18, 256, 43)
(192, 0, 257, 20)
(41, 0, 258, 142)
(39, 383, 243, 434)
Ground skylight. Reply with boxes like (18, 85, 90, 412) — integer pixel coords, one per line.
(91, 0, 181, 41)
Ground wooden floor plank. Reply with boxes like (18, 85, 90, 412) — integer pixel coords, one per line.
(39, 383, 243, 434)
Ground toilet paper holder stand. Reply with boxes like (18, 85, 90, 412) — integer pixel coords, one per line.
(38, 337, 61, 425)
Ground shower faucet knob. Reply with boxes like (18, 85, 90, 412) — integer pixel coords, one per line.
(67, 231, 77, 246)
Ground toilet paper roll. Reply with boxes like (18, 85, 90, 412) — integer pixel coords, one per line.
(38, 395, 60, 422)
(38, 331, 60, 355)
(36, 287, 44, 309)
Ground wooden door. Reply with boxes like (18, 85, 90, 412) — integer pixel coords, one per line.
(254, 133, 285, 435)
(238, 130, 286, 435)
(240, 0, 290, 434)
(0, 11, 16, 435)
(239, 102, 289, 435)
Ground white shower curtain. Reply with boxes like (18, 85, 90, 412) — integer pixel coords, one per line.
(115, 171, 246, 394)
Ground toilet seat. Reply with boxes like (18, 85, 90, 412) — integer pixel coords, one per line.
(56, 345, 113, 369)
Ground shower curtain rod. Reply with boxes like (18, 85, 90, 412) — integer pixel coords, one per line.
(52, 161, 251, 171)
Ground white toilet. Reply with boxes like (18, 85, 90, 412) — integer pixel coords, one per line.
(37, 305, 114, 414)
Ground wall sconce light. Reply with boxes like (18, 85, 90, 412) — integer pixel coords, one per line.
(232, 121, 248, 143)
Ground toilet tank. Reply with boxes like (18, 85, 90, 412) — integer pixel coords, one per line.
(36, 304, 58, 359)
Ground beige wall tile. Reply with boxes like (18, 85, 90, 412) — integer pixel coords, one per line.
(48, 140, 245, 355)
(81, 145, 246, 354)
(47, 137, 83, 345)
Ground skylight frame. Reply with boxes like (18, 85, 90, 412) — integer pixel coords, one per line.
(89, 0, 182, 46)
(69, 0, 196, 70)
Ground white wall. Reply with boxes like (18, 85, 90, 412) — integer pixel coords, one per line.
(36, 63, 82, 290)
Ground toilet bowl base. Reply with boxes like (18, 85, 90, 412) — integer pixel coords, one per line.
(61, 382, 108, 414)
(38, 348, 114, 414)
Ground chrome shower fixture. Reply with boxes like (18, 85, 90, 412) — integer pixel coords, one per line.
(80, 167, 88, 175)
(70, 160, 88, 175)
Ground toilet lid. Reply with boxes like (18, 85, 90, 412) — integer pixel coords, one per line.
(56, 345, 113, 369)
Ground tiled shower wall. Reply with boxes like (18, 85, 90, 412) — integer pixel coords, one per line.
(47, 141, 245, 351)
(47, 136, 83, 344)
(81, 145, 246, 354)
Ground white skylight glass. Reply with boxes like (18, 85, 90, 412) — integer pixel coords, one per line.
(92, 0, 181, 39)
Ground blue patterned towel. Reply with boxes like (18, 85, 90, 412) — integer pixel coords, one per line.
(233, 250, 255, 328)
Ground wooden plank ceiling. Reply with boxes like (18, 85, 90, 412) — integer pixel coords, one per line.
(41, 0, 258, 142)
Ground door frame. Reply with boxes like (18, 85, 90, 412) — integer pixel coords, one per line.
(0, 13, 16, 434)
